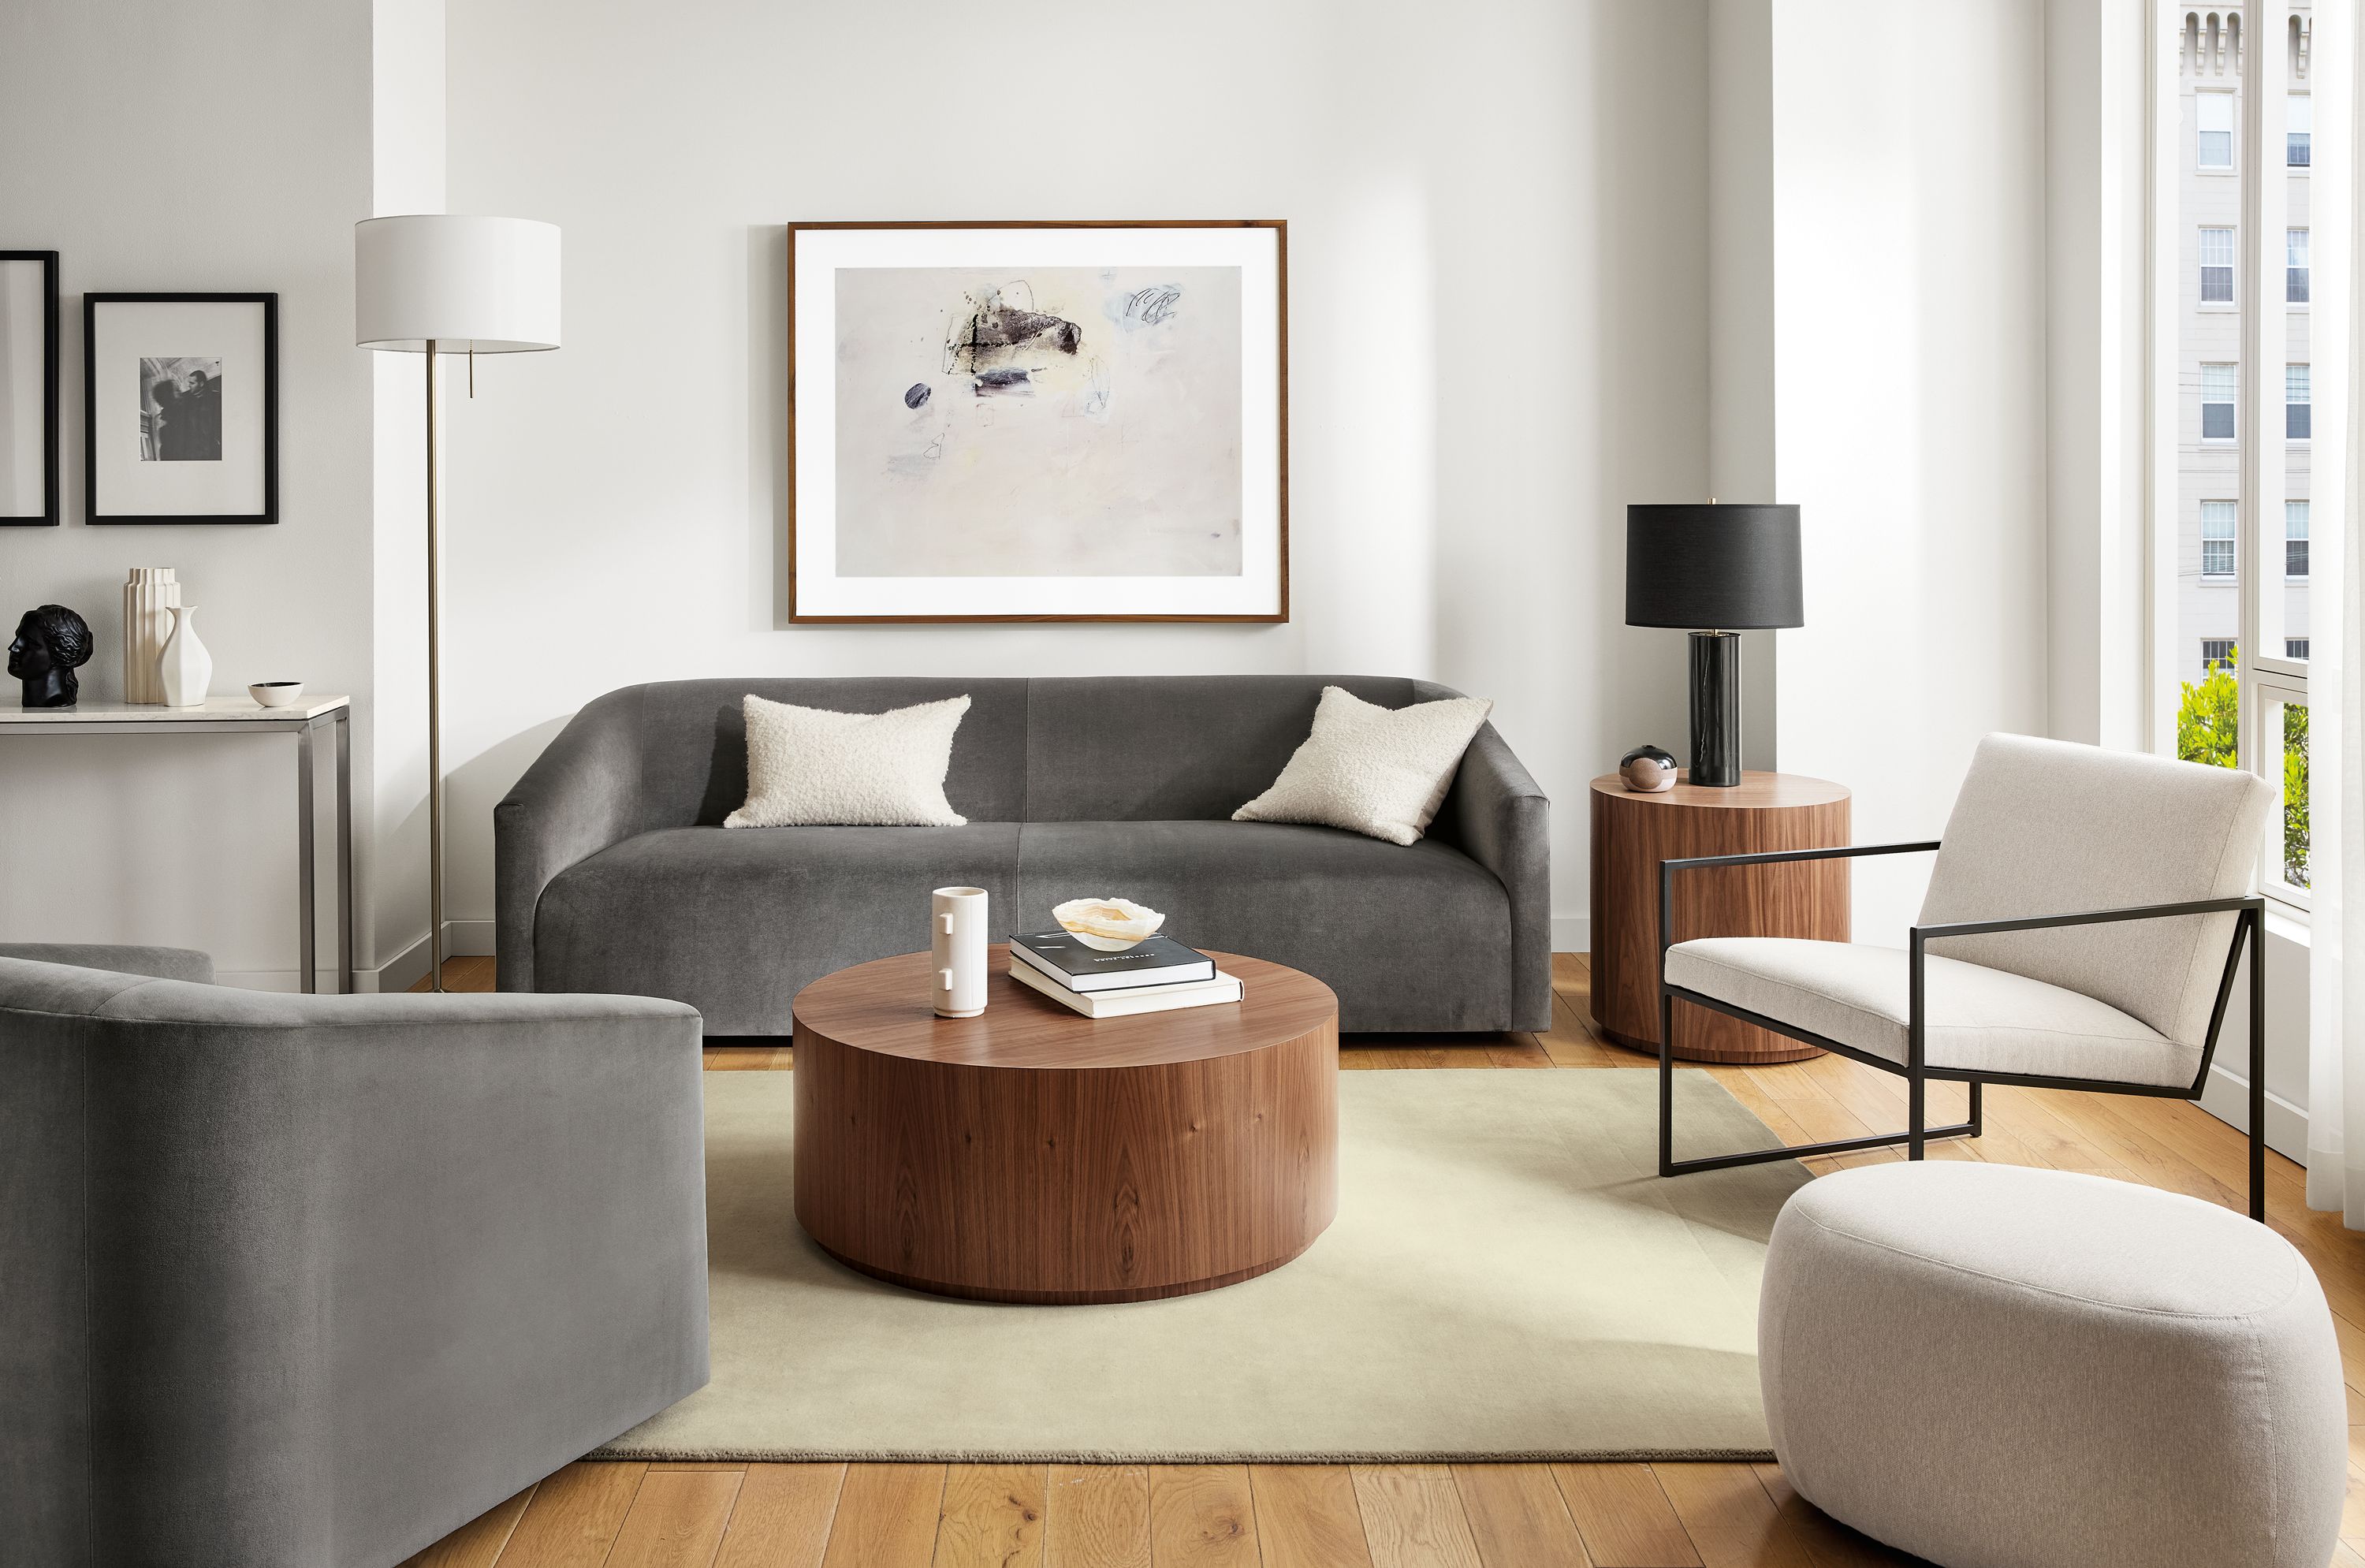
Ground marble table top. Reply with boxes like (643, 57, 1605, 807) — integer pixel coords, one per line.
(1, 694, 351, 723)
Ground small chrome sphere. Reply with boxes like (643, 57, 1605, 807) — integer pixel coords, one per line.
(1620, 743, 1678, 793)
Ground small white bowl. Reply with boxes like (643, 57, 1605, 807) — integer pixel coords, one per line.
(249, 681, 306, 709)
(1052, 896, 1167, 952)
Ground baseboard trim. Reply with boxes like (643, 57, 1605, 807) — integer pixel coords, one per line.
(1551, 917, 1589, 955)
(218, 921, 499, 995)
(2197, 1060, 2308, 1164)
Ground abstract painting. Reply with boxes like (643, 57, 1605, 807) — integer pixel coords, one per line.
(789, 222, 1285, 621)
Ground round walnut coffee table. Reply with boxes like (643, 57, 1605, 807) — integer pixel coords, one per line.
(791, 946, 1339, 1305)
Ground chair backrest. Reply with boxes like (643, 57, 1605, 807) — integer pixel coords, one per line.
(1920, 734, 2274, 1048)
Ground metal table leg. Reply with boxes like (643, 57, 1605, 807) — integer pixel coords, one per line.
(335, 713, 353, 994)
(297, 717, 318, 994)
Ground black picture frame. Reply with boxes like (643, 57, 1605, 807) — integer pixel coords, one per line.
(0, 251, 60, 527)
(84, 291, 278, 525)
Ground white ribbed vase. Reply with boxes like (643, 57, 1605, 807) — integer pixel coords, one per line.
(122, 568, 181, 704)
(158, 605, 212, 709)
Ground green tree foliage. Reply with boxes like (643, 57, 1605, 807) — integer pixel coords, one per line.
(2174, 646, 2307, 885)
(2284, 701, 2309, 887)
(2176, 654, 2240, 768)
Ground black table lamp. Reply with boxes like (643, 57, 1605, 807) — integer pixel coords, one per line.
(1626, 502, 1804, 787)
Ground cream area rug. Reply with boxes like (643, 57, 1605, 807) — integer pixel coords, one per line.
(596, 1067, 1806, 1463)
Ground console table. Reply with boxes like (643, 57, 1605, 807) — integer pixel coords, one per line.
(1589, 769, 1849, 1063)
(1, 695, 353, 993)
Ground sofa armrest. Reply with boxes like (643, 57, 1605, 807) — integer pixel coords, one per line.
(1437, 723, 1554, 1030)
(495, 686, 650, 993)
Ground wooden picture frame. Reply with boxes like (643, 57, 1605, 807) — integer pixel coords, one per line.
(0, 251, 60, 526)
(788, 220, 1287, 624)
(84, 292, 278, 525)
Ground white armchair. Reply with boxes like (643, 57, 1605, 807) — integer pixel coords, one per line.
(1656, 734, 2276, 1217)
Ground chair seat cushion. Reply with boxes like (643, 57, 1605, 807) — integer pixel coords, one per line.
(1016, 820, 1512, 1032)
(1665, 937, 2198, 1086)
(1760, 1162, 2345, 1568)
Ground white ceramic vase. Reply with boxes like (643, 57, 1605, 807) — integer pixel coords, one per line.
(158, 605, 212, 709)
(121, 568, 180, 705)
(931, 886, 989, 1018)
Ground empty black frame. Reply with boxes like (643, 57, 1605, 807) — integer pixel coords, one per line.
(0, 251, 61, 526)
(84, 292, 278, 525)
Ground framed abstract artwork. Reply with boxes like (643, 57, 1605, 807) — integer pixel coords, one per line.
(788, 220, 1287, 623)
(84, 292, 278, 525)
(0, 251, 60, 526)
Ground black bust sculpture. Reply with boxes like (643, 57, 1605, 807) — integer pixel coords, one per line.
(9, 604, 94, 709)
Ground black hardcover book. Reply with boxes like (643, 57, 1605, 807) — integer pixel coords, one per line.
(1007, 930, 1217, 993)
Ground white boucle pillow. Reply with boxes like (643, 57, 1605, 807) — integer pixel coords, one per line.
(724, 693, 970, 828)
(1233, 686, 1495, 846)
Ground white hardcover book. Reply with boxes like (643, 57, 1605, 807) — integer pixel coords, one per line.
(1008, 959, 1243, 1019)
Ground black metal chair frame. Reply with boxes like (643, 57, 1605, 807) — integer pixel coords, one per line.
(1656, 840, 2269, 1220)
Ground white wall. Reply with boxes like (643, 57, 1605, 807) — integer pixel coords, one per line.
(1750, 0, 2053, 939)
(2046, 0, 2149, 753)
(436, 0, 1711, 948)
(0, 0, 379, 987)
(370, 0, 447, 987)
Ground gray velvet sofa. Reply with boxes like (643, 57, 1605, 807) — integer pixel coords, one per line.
(0, 944, 708, 1568)
(497, 675, 1551, 1035)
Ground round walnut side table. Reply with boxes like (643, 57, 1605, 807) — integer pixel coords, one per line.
(1588, 770, 1850, 1064)
(791, 946, 1339, 1305)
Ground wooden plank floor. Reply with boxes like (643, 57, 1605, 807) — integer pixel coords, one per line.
(408, 952, 2365, 1568)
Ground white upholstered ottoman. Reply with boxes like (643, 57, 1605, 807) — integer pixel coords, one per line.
(1759, 1162, 2345, 1568)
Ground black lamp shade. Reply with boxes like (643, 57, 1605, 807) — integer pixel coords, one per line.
(1625, 503, 1804, 629)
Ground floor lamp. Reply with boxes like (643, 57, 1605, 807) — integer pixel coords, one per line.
(356, 215, 561, 991)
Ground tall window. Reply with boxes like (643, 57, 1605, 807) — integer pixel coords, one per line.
(2203, 501, 2238, 577)
(2202, 362, 2237, 439)
(2155, 2, 2332, 907)
(2201, 226, 2236, 302)
(2199, 90, 2235, 168)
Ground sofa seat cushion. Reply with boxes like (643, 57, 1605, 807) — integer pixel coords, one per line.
(536, 824, 1021, 1035)
(1016, 820, 1512, 1032)
(1666, 937, 2197, 1087)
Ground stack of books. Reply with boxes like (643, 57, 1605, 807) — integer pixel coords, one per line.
(1007, 929, 1243, 1019)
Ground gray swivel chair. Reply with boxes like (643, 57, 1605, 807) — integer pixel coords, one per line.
(0, 944, 710, 1568)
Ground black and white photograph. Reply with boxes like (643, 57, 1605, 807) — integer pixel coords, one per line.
(0, 251, 59, 525)
(84, 292, 276, 523)
(139, 356, 223, 461)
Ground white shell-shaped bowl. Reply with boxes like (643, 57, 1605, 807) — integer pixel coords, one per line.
(1052, 896, 1167, 952)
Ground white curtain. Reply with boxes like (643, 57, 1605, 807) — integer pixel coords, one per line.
(2308, 0, 2365, 1226)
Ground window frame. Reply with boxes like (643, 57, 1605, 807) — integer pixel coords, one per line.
(2202, 498, 2240, 578)
(2288, 361, 2314, 440)
(2289, 225, 2311, 304)
(2148, 0, 2336, 914)
(2287, 497, 2311, 579)
(2202, 360, 2240, 440)
(2199, 86, 2238, 169)
(2202, 223, 2238, 303)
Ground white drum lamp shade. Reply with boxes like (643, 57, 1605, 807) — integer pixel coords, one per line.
(355, 214, 560, 353)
